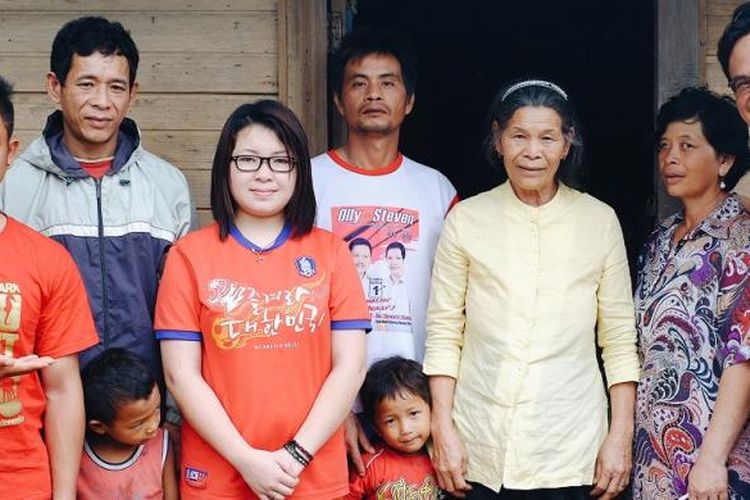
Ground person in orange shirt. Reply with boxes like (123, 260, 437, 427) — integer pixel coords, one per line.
(348, 356, 444, 499)
(78, 348, 178, 500)
(0, 76, 98, 500)
(155, 100, 369, 499)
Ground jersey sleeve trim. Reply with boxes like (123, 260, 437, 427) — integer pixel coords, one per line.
(331, 319, 371, 332)
(155, 330, 202, 341)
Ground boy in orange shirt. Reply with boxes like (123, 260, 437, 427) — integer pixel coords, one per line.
(78, 348, 177, 500)
(348, 356, 445, 499)
(0, 75, 98, 500)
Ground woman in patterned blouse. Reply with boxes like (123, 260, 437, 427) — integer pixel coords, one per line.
(632, 87, 750, 499)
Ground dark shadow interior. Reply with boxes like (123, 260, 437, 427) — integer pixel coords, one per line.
(352, 0, 656, 267)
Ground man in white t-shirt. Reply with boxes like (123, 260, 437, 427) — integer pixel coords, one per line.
(311, 28, 457, 473)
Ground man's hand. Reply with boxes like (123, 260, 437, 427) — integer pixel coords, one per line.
(344, 412, 375, 475)
(0, 354, 54, 379)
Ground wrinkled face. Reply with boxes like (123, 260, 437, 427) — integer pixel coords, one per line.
(374, 391, 431, 455)
(229, 124, 297, 223)
(334, 53, 414, 135)
(94, 385, 161, 446)
(0, 119, 19, 183)
(728, 33, 750, 126)
(47, 52, 137, 158)
(350, 243, 372, 277)
(658, 120, 731, 201)
(386, 247, 404, 278)
(495, 106, 570, 205)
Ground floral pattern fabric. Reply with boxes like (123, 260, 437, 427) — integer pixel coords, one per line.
(632, 194, 750, 499)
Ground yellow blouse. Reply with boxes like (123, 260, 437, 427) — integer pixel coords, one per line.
(423, 182, 640, 491)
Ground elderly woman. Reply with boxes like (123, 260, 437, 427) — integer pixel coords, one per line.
(423, 80, 640, 499)
(632, 88, 750, 499)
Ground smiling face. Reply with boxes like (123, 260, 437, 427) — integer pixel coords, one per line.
(729, 33, 750, 126)
(658, 120, 731, 202)
(386, 247, 404, 279)
(91, 385, 161, 446)
(495, 106, 571, 206)
(374, 391, 431, 454)
(229, 124, 297, 226)
(47, 52, 137, 159)
(334, 53, 414, 136)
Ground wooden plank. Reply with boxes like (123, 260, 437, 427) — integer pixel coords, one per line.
(705, 59, 733, 93)
(184, 169, 211, 208)
(707, 14, 734, 55)
(196, 209, 214, 228)
(1, 53, 277, 93)
(0, 0, 276, 11)
(0, 11, 276, 53)
(141, 131, 220, 170)
(707, 0, 745, 17)
(13, 93, 275, 131)
(280, 0, 328, 155)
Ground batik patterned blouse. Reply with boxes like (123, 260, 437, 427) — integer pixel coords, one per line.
(632, 194, 750, 499)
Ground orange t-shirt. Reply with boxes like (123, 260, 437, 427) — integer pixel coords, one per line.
(0, 216, 98, 500)
(154, 222, 370, 499)
(347, 446, 443, 499)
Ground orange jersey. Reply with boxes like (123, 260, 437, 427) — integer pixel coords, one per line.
(347, 446, 444, 499)
(0, 217, 98, 500)
(155, 222, 370, 499)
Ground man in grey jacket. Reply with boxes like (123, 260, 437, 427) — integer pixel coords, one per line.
(0, 16, 193, 379)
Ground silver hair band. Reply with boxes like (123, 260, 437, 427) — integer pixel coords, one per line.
(501, 80, 568, 101)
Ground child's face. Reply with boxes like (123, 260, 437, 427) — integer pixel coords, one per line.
(0, 119, 19, 183)
(374, 391, 431, 454)
(95, 385, 161, 446)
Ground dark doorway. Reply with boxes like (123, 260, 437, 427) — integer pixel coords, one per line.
(351, 1, 656, 265)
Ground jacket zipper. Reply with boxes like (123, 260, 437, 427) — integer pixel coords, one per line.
(95, 179, 109, 348)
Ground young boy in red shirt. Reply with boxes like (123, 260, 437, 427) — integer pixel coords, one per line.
(348, 356, 445, 499)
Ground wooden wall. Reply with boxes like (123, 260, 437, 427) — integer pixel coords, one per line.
(703, 0, 742, 94)
(0, 0, 282, 226)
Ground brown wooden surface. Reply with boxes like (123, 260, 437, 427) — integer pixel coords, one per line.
(0, 0, 276, 10)
(13, 93, 273, 132)
(2, 53, 277, 93)
(0, 12, 276, 53)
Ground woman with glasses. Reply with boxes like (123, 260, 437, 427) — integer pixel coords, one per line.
(632, 88, 750, 500)
(154, 100, 369, 499)
(423, 79, 640, 499)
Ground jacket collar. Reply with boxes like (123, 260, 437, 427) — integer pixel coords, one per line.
(39, 110, 141, 178)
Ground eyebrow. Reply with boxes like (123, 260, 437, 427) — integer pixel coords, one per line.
(233, 148, 288, 155)
(74, 74, 129, 85)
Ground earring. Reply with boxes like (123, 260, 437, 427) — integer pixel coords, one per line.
(720, 176, 727, 190)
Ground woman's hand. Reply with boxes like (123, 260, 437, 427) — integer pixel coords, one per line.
(431, 421, 471, 497)
(236, 449, 299, 500)
(687, 454, 728, 500)
(591, 430, 632, 499)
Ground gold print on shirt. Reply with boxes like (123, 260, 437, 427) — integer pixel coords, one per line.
(0, 282, 24, 427)
(207, 277, 326, 350)
(375, 475, 442, 500)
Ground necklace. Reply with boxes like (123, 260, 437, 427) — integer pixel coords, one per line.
(674, 191, 728, 243)
(249, 238, 277, 262)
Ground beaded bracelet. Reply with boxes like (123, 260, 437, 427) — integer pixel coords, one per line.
(284, 439, 313, 467)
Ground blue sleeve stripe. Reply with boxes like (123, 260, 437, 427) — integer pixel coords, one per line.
(156, 330, 202, 342)
(331, 319, 371, 332)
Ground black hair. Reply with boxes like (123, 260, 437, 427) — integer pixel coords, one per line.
(332, 28, 418, 99)
(348, 237, 372, 253)
(385, 241, 406, 259)
(656, 87, 750, 191)
(718, 2, 750, 80)
(211, 100, 315, 240)
(81, 348, 156, 425)
(0, 76, 14, 137)
(484, 79, 585, 190)
(51, 16, 139, 86)
(360, 356, 430, 423)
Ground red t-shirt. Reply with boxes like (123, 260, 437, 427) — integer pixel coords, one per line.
(78, 158, 112, 179)
(347, 446, 443, 499)
(0, 216, 98, 500)
(155, 222, 370, 499)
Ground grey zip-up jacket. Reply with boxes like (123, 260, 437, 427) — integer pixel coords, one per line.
(0, 111, 193, 375)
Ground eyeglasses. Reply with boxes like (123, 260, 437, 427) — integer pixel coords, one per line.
(231, 155, 296, 172)
(729, 75, 750, 95)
